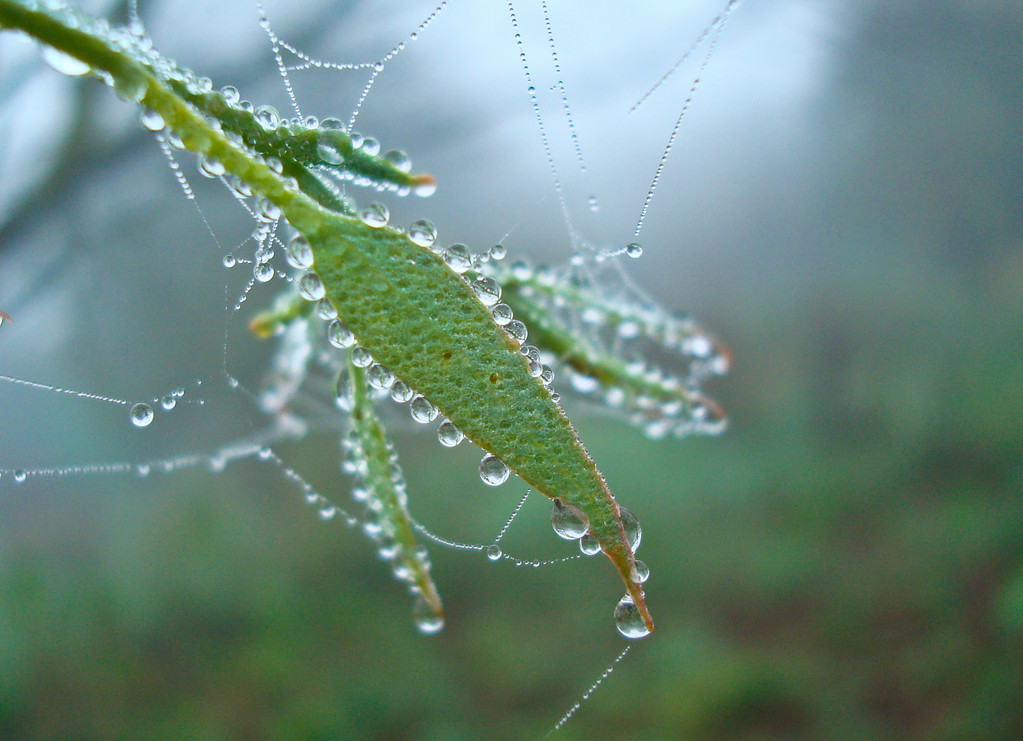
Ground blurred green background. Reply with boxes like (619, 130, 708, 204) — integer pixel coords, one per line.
(1, 0, 1021, 738)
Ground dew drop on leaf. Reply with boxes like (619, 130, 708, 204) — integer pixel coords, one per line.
(285, 235, 314, 269)
(383, 149, 411, 172)
(472, 276, 502, 306)
(409, 395, 439, 423)
(412, 596, 444, 635)
(620, 506, 642, 551)
(390, 380, 414, 403)
(139, 109, 164, 132)
(198, 155, 225, 178)
(407, 219, 438, 248)
(633, 559, 650, 583)
(41, 46, 90, 76)
(443, 244, 472, 274)
(327, 319, 356, 349)
(437, 420, 464, 447)
(478, 454, 510, 486)
(350, 346, 373, 368)
(360, 202, 390, 228)
(504, 319, 528, 344)
(614, 595, 651, 639)
(490, 303, 513, 325)
(551, 499, 589, 540)
(129, 402, 154, 428)
(298, 273, 325, 301)
(579, 533, 601, 555)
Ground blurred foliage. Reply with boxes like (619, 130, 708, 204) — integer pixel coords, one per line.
(1, 0, 1022, 739)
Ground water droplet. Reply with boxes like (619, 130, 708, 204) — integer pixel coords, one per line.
(361, 137, 381, 156)
(619, 507, 642, 551)
(254, 104, 279, 128)
(139, 109, 164, 132)
(390, 380, 414, 403)
(220, 85, 240, 104)
(285, 235, 314, 269)
(625, 242, 643, 259)
(443, 244, 472, 274)
(130, 402, 154, 428)
(317, 137, 345, 165)
(633, 560, 650, 583)
(360, 202, 390, 228)
(409, 395, 438, 423)
(490, 303, 513, 325)
(253, 262, 274, 283)
(316, 298, 338, 320)
(614, 595, 651, 639)
(160, 395, 176, 410)
(41, 46, 90, 76)
(256, 197, 282, 222)
(383, 149, 411, 172)
(13, 470, 28, 483)
(412, 596, 444, 635)
(414, 180, 437, 198)
(298, 273, 325, 301)
(504, 319, 528, 344)
(327, 319, 356, 349)
(588, 195, 599, 212)
(437, 420, 464, 447)
(472, 276, 502, 306)
(320, 117, 345, 132)
(489, 244, 507, 261)
(407, 219, 438, 248)
(479, 454, 510, 486)
(579, 533, 601, 556)
(486, 544, 503, 561)
(318, 504, 337, 520)
(366, 363, 395, 390)
(198, 155, 225, 178)
(222, 254, 236, 268)
(351, 346, 373, 368)
(551, 500, 588, 539)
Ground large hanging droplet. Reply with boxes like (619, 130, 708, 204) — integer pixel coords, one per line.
(550, 499, 588, 540)
(579, 533, 601, 556)
(486, 544, 503, 561)
(478, 454, 510, 486)
(41, 46, 91, 76)
(614, 594, 651, 639)
(412, 596, 444, 635)
(620, 507, 642, 551)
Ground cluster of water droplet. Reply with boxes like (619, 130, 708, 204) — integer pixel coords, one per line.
(127, 387, 188, 428)
(546, 497, 649, 638)
(338, 428, 442, 634)
(491, 258, 728, 439)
